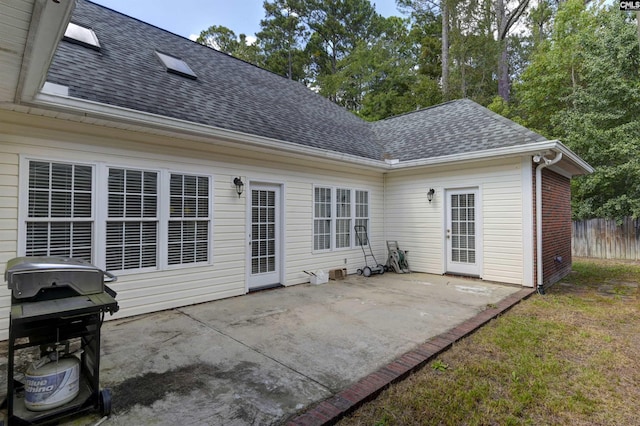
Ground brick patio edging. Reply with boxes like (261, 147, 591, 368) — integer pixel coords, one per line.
(286, 287, 536, 426)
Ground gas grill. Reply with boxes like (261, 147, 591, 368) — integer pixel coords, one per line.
(2, 257, 119, 425)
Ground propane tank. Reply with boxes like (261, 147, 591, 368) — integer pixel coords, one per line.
(24, 353, 80, 411)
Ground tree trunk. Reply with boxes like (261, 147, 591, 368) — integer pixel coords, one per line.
(495, 0, 529, 103)
(498, 41, 510, 102)
(441, 0, 449, 100)
(637, 12, 640, 49)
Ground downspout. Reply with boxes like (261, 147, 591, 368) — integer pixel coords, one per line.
(535, 151, 563, 295)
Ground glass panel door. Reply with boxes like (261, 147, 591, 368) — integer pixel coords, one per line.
(248, 185, 280, 289)
(446, 188, 480, 276)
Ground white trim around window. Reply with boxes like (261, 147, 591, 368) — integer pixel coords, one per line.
(19, 156, 214, 274)
(312, 185, 370, 252)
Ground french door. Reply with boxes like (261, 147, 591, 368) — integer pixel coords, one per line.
(247, 184, 281, 290)
(446, 188, 481, 276)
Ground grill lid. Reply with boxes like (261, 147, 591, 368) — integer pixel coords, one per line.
(5, 257, 116, 299)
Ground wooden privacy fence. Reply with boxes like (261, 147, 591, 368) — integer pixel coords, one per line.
(572, 217, 640, 260)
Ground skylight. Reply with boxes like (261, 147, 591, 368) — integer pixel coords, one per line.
(155, 51, 198, 80)
(63, 22, 100, 51)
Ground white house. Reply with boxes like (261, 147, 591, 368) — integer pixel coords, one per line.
(0, 0, 592, 339)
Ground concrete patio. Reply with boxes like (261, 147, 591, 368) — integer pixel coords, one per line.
(0, 272, 531, 425)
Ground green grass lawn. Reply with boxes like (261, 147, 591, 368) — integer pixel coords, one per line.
(338, 258, 640, 426)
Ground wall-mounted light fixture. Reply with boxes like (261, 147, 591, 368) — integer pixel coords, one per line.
(233, 177, 244, 197)
(427, 188, 435, 203)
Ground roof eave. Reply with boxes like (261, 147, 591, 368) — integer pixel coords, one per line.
(546, 139, 594, 176)
(29, 91, 594, 176)
(16, 0, 74, 104)
(31, 90, 390, 170)
(386, 140, 594, 176)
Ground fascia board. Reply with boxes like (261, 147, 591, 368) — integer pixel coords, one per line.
(389, 140, 594, 175)
(32, 92, 594, 176)
(31, 91, 389, 171)
(17, 0, 75, 103)
(551, 139, 595, 174)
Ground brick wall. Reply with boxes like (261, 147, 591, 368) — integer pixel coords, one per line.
(535, 167, 572, 286)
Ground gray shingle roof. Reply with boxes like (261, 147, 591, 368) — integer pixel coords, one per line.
(372, 99, 548, 161)
(46, 1, 548, 163)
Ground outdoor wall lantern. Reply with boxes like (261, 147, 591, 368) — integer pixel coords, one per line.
(427, 188, 435, 203)
(233, 177, 244, 197)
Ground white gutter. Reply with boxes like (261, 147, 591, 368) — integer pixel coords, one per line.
(31, 91, 387, 170)
(31, 92, 594, 176)
(535, 151, 563, 293)
(392, 140, 592, 174)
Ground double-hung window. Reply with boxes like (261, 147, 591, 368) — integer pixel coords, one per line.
(25, 161, 93, 260)
(335, 189, 351, 249)
(313, 186, 369, 251)
(168, 173, 210, 265)
(313, 187, 332, 251)
(22, 159, 212, 273)
(106, 168, 158, 270)
(355, 190, 369, 246)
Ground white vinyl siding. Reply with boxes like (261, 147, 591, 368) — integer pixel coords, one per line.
(0, 1, 33, 102)
(25, 161, 93, 260)
(2, 118, 385, 340)
(384, 158, 525, 285)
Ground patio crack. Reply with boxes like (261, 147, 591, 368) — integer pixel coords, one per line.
(176, 308, 334, 393)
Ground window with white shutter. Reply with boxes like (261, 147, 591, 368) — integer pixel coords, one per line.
(106, 168, 158, 271)
(168, 173, 210, 265)
(25, 161, 93, 260)
(22, 160, 214, 272)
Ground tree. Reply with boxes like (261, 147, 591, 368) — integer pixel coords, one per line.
(494, 0, 531, 102)
(556, 5, 640, 220)
(257, 0, 308, 80)
(196, 25, 263, 64)
(299, 0, 380, 101)
(331, 15, 441, 119)
(397, 0, 450, 99)
(527, 0, 555, 48)
(517, 0, 640, 220)
(447, 0, 500, 103)
(514, 0, 596, 136)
